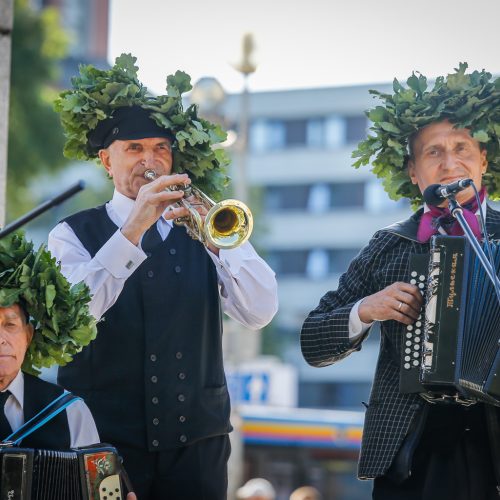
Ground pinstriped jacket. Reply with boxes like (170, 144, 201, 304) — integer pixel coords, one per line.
(301, 205, 500, 479)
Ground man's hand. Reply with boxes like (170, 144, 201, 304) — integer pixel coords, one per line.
(358, 282, 423, 325)
(121, 174, 191, 246)
(126, 493, 137, 500)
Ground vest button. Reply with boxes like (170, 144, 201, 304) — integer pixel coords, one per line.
(150, 354, 157, 362)
(179, 415, 186, 423)
(175, 352, 183, 360)
(152, 439, 159, 447)
(169, 248, 176, 255)
(177, 394, 186, 402)
(174, 265, 181, 273)
(179, 434, 187, 443)
(152, 418, 159, 426)
(151, 376, 158, 383)
(147, 270, 154, 278)
(152, 397, 159, 404)
(178, 372, 186, 380)
(146, 252, 152, 257)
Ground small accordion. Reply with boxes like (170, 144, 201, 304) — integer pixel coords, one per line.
(400, 235, 500, 405)
(0, 444, 124, 500)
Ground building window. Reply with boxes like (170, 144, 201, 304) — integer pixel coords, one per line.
(325, 115, 346, 149)
(268, 248, 361, 277)
(267, 250, 309, 276)
(249, 115, 368, 152)
(306, 119, 325, 148)
(250, 117, 327, 151)
(284, 119, 308, 146)
(329, 248, 360, 274)
(307, 183, 331, 213)
(306, 249, 329, 279)
(330, 182, 365, 208)
(265, 182, 366, 212)
(61, 0, 90, 58)
(345, 115, 368, 144)
(264, 185, 311, 211)
(364, 180, 410, 212)
(249, 120, 285, 152)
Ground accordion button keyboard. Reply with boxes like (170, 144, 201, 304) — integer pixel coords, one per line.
(399, 252, 429, 394)
(404, 270, 426, 371)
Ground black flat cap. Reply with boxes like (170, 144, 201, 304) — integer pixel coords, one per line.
(88, 105, 174, 151)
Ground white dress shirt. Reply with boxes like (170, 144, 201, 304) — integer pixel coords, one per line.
(48, 190, 278, 330)
(1, 371, 100, 447)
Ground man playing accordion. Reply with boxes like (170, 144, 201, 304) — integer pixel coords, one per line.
(0, 232, 98, 449)
(301, 64, 500, 499)
(0, 233, 136, 499)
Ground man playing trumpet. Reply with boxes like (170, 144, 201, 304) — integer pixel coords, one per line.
(49, 54, 278, 500)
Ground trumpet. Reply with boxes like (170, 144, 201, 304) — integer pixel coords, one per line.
(144, 169, 253, 249)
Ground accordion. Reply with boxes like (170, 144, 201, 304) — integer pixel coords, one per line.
(400, 235, 500, 405)
(0, 444, 125, 500)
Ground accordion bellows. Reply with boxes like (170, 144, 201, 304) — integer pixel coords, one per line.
(400, 235, 500, 405)
(0, 445, 124, 500)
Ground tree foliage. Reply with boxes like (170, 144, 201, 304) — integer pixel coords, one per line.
(352, 63, 500, 208)
(54, 53, 230, 199)
(0, 232, 96, 375)
(8, 0, 69, 218)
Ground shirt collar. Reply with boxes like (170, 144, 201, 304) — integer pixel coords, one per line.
(3, 371, 24, 409)
(109, 189, 173, 228)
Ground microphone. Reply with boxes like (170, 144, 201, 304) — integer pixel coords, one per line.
(423, 179, 474, 206)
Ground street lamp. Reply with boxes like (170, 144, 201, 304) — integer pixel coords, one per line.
(232, 33, 257, 205)
(189, 76, 226, 124)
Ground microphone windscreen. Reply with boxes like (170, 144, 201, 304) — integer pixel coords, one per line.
(423, 184, 443, 206)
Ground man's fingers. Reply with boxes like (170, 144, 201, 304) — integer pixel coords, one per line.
(396, 291, 423, 312)
(163, 206, 190, 220)
(154, 173, 191, 190)
(389, 282, 424, 317)
(394, 310, 418, 325)
(396, 300, 420, 321)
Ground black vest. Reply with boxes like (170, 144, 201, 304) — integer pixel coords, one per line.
(58, 206, 231, 451)
(17, 373, 70, 449)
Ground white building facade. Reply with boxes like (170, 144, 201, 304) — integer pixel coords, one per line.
(221, 83, 413, 410)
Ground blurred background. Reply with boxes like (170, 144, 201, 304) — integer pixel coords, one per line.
(1, 0, 499, 498)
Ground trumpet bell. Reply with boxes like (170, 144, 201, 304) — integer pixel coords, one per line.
(204, 200, 253, 249)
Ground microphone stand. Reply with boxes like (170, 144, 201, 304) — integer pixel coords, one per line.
(0, 181, 85, 240)
(447, 195, 500, 304)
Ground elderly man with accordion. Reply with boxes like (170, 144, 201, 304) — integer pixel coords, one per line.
(301, 64, 500, 500)
(0, 233, 136, 499)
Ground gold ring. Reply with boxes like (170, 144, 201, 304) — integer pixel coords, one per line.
(398, 301, 404, 311)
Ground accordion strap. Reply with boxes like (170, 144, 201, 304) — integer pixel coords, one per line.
(3, 391, 81, 446)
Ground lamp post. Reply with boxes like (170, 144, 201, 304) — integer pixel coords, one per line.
(189, 76, 227, 126)
(232, 33, 256, 205)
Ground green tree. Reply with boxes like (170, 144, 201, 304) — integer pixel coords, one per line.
(7, 0, 68, 219)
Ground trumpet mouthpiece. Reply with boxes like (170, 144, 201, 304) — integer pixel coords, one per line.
(144, 169, 157, 181)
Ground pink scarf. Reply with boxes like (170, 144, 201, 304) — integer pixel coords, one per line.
(416, 187, 485, 243)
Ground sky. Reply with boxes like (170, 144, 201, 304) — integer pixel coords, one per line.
(109, 0, 500, 95)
